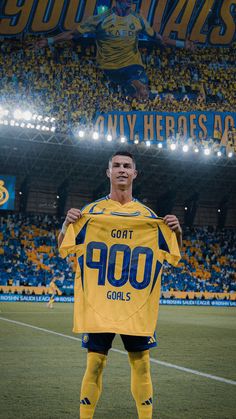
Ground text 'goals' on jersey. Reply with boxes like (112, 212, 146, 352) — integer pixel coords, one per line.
(60, 203, 180, 336)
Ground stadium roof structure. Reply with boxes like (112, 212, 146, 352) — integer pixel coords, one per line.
(0, 126, 236, 212)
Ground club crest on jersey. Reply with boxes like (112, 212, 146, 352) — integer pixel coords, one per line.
(82, 334, 89, 343)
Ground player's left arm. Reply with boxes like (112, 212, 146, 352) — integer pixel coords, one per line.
(163, 215, 182, 249)
(159, 34, 196, 51)
(138, 13, 195, 51)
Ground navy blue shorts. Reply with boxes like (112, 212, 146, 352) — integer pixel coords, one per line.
(103, 65, 149, 95)
(81, 332, 157, 352)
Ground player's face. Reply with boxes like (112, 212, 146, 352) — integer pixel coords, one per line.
(116, 0, 133, 11)
(107, 155, 137, 190)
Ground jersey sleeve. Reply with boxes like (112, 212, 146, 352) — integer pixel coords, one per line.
(139, 15, 155, 38)
(77, 13, 104, 34)
(157, 223, 181, 266)
(59, 215, 90, 258)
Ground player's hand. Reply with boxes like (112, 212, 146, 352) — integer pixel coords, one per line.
(161, 35, 169, 46)
(163, 215, 182, 235)
(65, 208, 82, 226)
(184, 37, 196, 51)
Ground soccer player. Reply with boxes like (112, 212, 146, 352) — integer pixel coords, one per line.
(36, 0, 194, 99)
(47, 294, 55, 309)
(58, 150, 182, 418)
(46, 278, 61, 309)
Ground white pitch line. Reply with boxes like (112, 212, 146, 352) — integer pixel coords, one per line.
(0, 316, 235, 386)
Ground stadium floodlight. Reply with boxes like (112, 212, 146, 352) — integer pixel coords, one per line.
(157, 142, 163, 149)
(20, 122, 25, 128)
(146, 140, 151, 147)
(41, 126, 46, 131)
(204, 148, 210, 155)
(10, 120, 15, 126)
(78, 130, 85, 138)
(13, 109, 23, 120)
(23, 111, 32, 121)
(56, 195, 60, 199)
(170, 143, 176, 151)
(51, 127, 56, 132)
(3, 120, 9, 125)
(36, 125, 41, 130)
(194, 147, 199, 153)
(107, 134, 112, 142)
(120, 136, 126, 143)
(37, 115, 43, 121)
(228, 152, 233, 158)
(32, 114, 38, 120)
(217, 151, 222, 157)
(19, 191, 22, 195)
(15, 122, 19, 126)
(0, 107, 7, 117)
(134, 139, 139, 144)
(50, 117, 55, 122)
(182, 144, 189, 153)
(92, 132, 99, 140)
(217, 209, 221, 213)
(184, 207, 188, 211)
(44, 116, 50, 122)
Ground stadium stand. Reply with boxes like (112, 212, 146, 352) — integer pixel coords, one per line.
(0, 213, 74, 296)
(0, 213, 235, 300)
(0, 39, 235, 143)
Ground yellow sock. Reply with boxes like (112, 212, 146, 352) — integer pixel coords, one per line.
(128, 350, 153, 419)
(80, 352, 107, 419)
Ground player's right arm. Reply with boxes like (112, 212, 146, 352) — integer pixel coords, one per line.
(36, 29, 79, 48)
(58, 208, 82, 248)
(36, 12, 102, 48)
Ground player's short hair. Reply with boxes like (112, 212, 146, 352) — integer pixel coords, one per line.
(116, 0, 133, 4)
(109, 150, 136, 168)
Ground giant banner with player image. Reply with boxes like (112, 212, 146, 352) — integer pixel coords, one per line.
(0, 175, 16, 210)
(1, 0, 235, 101)
(0, 0, 235, 46)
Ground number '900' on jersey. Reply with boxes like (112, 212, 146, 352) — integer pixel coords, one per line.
(60, 197, 180, 336)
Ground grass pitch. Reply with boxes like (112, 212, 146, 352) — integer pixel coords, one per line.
(0, 303, 235, 419)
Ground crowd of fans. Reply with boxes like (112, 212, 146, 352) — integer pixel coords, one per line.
(0, 213, 73, 295)
(0, 38, 235, 145)
(162, 227, 236, 294)
(0, 213, 235, 297)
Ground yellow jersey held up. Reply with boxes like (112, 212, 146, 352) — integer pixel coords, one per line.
(60, 197, 180, 336)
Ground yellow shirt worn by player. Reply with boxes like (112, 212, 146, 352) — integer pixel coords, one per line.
(60, 197, 180, 336)
(77, 8, 155, 70)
